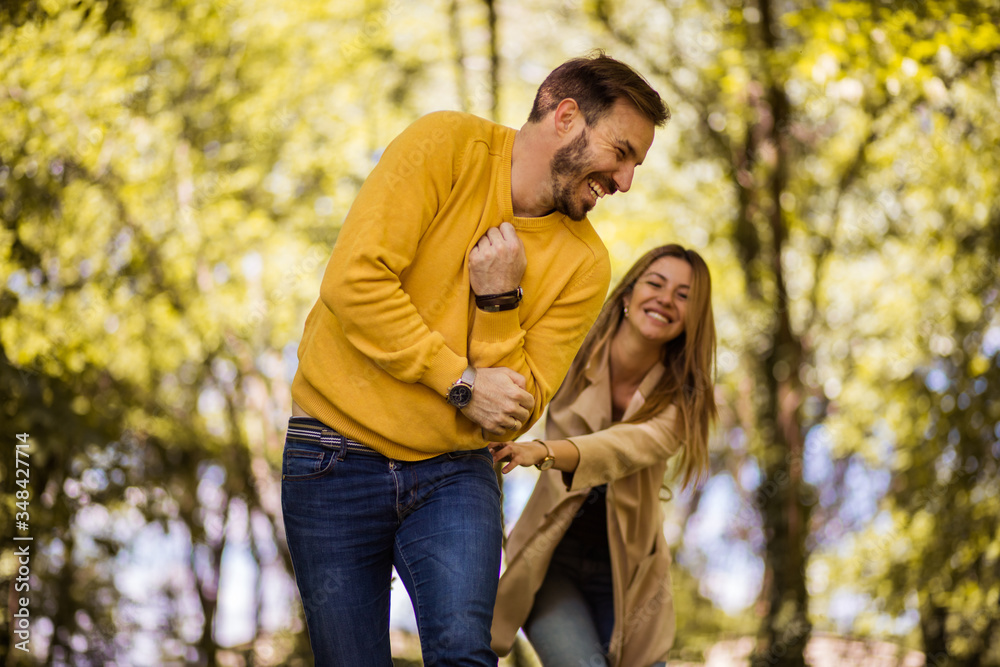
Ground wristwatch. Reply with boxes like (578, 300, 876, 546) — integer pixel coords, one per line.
(447, 366, 477, 408)
(475, 286, 523, 313)
(535, 441, 555, 471)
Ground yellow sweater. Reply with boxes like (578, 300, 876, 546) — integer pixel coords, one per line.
(292, 111, 611, 460)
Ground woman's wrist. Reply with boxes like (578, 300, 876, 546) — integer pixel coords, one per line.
(488, 439, 578, 474)
(533, 441, 555, 470)
(547, 439, 580, 473)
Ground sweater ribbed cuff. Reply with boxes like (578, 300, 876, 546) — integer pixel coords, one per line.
(470, 308, 522, 345)
(421, 345, 470, 397)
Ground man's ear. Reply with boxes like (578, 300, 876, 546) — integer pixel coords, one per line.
(552, 98, 583, 138)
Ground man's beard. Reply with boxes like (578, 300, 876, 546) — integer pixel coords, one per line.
(549, 129, 593, 221)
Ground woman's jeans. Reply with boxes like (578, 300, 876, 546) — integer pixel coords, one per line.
(280, 418, 502, 666)
(525, 534, 615, 667)
(524, 535, 666, 667)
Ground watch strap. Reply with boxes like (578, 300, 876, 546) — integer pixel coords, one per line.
(458, 365, 476, 386)
(475, 286, 522, 312)
(535, 441, 555, 470)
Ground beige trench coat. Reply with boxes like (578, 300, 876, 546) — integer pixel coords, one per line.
(491, 336, 682, 666)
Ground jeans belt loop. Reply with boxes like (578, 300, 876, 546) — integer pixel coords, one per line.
(319, 428, 344, 461)
(321, 429, 348, 461)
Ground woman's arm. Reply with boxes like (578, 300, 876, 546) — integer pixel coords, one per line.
(488, 439, 579, 474)
(563, 404, 680, 490)
(489, 403, 681, 490)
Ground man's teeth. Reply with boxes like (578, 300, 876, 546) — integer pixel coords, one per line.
(647, 311, 670, 324)
(589, 179, 606, 199)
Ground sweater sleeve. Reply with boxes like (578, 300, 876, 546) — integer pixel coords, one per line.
(468, 258, 610, 438)
(319, 113, 469, 397)
(563, 404, 682, 492)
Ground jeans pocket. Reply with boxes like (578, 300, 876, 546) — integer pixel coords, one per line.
(282, 439, 338, 480)
(445, 448, 494, 468)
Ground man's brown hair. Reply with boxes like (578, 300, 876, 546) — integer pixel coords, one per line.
(527, 51, 670, 127)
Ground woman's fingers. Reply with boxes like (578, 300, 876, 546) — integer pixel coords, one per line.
(489, 442, 542, 474)
(489, 443, 510, 463)
(501, 447, 523, 473)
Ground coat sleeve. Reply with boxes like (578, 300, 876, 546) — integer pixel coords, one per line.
(319, 112, 469, 397)
(563, 404, 682, 492)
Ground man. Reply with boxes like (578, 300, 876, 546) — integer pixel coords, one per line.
(282, 52, 669, 665)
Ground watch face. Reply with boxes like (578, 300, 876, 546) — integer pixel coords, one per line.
(448, 385, 473, 408)
(537, 457, 555, 471)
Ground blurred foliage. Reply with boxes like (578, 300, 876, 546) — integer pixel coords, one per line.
(0, 0, 440, 662)
(585, 0, 1000, 664)
(1, 0, 999, 665)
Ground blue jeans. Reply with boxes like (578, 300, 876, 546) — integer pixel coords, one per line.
(524, 537, 667, 667)
(281, 418, 502, 666)
(525, 537, 615, 667)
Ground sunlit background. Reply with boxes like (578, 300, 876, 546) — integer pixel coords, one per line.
(2, 0, 999, 665)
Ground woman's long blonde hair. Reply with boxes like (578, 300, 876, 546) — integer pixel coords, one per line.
(556, 244, 717, 489)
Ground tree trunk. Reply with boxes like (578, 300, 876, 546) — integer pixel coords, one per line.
(747, 1, 811, 665)
(920, 599, 949, 667)
(448, 0, 469, 113)
(483, 0, 500, 122)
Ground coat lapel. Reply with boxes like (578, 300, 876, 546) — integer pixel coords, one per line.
(566, 335, 668, 431)
(567, 332, 613, 434)
(620, 361, 666, 421)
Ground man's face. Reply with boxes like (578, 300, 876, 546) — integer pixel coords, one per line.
(549, 98, 656, 221)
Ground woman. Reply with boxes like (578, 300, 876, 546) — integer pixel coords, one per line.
(489, 244, 717, 667)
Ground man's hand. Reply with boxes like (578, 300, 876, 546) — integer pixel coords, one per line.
(460, 367, 534, 436)
(469, 222, 526, 295)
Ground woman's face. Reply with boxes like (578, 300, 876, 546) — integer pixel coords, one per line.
(623, 256, 692, 345)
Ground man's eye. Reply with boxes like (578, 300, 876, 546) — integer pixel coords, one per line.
(616, 147, 626, 159)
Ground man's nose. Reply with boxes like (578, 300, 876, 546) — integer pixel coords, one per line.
(613, 163, 636, 193)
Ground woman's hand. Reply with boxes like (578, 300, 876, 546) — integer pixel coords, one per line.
(488, 441, 550, 474)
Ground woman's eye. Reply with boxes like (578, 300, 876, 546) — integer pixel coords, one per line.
(678, 293, 688, 300)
